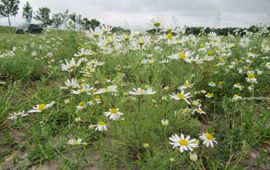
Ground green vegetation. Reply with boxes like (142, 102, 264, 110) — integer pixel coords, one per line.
(0, 25, 269, 169)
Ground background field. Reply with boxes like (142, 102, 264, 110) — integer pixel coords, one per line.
(0, 25, 270, 170)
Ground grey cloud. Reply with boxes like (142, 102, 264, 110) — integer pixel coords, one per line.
(0, 0, 269, 28)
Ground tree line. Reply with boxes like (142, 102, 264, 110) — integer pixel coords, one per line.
(1, 0, 269, 34)
(147, 25, 270, 36)
(0, 0, 101, 30)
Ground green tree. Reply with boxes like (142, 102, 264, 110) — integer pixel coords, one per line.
(89, 19, 100, 30)
(22, 1, 33, 23)
(52, 13, 64, 29)
(34, 7, 51, 27)
(0, 0, 20, 26)
(81, 18, 100, 30)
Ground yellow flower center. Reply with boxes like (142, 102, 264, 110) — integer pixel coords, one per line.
(179, 139, 189, 146)
(178, 53, 186, 59)
(138, 89, 145, 93)
(177, 93, 185, 99)
(248, 73, 255, 79)
(207, 51, 214, 56)
(183, 83, 189, 87)
(109, 108, 118, 114)
(220, 58, 225, 63)
(205, 133, 214, 140)
(207, 93, 214, 97)
(154, 22, 161, 27)
(167, 33, 173, 40)
(218, 81, 223, 87)
(93, 33, 99, 38)
(124, 34, 129, 41)
(38, 104, 46, 111)
(138, 37, 145, 45)
(197, 108, 203, 113)
(106, 36, 113, 44)
(79, 102, 85, 107)
(98, 121, 105, 126)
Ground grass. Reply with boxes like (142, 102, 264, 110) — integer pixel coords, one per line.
(0, 25, 270, 169)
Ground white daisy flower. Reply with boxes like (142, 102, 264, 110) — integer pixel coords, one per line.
(60, 78, 80, 90)
(232, 94, 242, 101)
(8, 111, 28, 120)
(168, 51, 193, 61)
(199, 132, 217, 148)
(161, 119, 169, 126)
(128, 87, 156, 96)
(246, 71, 257, 83)
(95, 121, 108, 132)
(76, 101, 87, 110)
(28, 101, 55, 113)
(104, 108, 123, 120)
(192, 106, 206, 114)
(170, 90, 191, 105)
(72, 84, 94, 94)
(177, 81, 194, 90)
(208, 81, 216, 87)
(93, 85, 118, 95)
(205, 93, 214, 98)
(189, 152, 198, 161)
(233, 83, 244, 91)
(74, 48, 93, 57)
(169, 133, 199, 152)
(60, 58, 83, 72)
(68, 138, 87, 145)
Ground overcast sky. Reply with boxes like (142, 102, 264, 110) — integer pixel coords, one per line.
(0, 0, 269, 29)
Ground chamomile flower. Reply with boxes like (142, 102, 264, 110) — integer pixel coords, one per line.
(28, 101, 55, 113)
(128, 87, 156, 95)
(141, 58, 155, 65)
(233, 83, 244, 91)
(88, 27, 103, 39)
(189, 152, 198, 161)
(72, 84, 94, 94)
(205, 93, 214, 98)
(168, 51, 193, 61)
(199, 132, 217, 148)
(95, 121, 108, 132)
(8, 111, 28, 120)
(94, 85, 118, 95)
(192, 106, 206, 114)
(93, 95, 102, 104)
(104, 108, 123, 120)
(68, 138, 87, 145)
(100, 25, 113, 34)
(76, 101, 87, 110)
(151, 18, 162, 28)
(246, 71, 257, 83)
(208, 81, 216, 87)
(177, 81, 194, 90)
(232, 94, 242, 101)
(170, 90, 191, 105)
(74, 48, 93, 57)
(169, 134, 199, 152)
(161, 119, 169, 126)
(60, 78, 80, 90)
(61, 58, 83, 72)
